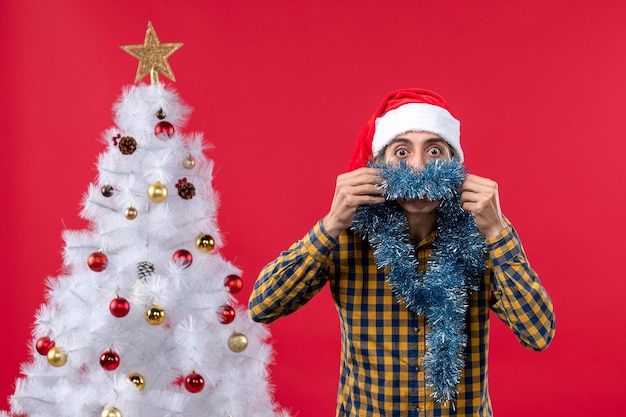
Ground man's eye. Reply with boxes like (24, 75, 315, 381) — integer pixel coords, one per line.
(395, 149, 408, 157)
(428, 147, 442, 156)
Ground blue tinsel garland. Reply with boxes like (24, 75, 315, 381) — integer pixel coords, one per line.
(351, 160, 487, 403)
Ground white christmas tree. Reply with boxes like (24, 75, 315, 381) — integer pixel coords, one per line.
(2, 22, 287, 417)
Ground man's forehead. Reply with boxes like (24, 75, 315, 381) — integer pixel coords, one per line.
(388, 134, 446, 144)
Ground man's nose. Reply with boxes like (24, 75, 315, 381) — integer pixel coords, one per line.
(409, 154, 425, 170)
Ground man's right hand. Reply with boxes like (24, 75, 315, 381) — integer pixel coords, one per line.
(322, 167, 386, 238)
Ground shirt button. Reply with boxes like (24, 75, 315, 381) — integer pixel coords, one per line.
(416, 406, 420, 413)
(414, 327, 420, 333)
(305, 279, 312, 285)
(414, 366, 420, 373)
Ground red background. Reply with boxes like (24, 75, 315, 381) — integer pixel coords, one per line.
(1, 1, 625, 416)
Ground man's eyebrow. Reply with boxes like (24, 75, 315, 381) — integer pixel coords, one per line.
(423, 138, 447, 146)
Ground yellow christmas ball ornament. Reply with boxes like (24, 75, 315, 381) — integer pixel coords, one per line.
(183, 154, 195, 169)
(128, 372, 145, 391)
(124, 205, 138, 220)
(145, 304, 166, 325)
(101, 406, 122, 417)
(195, 234, 215, 253)
(147, 182, 168, 203)
(227, 332, 248, 353)
(47, 346, 68, 367)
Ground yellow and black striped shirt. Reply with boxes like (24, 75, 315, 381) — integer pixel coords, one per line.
(249, 220, 555, 417)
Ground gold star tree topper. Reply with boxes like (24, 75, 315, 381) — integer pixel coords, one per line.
(121, 21, 183, 84)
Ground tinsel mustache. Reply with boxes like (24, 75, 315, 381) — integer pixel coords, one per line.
(374, 159, 466, 202)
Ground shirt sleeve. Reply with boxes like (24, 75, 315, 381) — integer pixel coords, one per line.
(487, 222, 556, 351)
(248, 220, 337, 324)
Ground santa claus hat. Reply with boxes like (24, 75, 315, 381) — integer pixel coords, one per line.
(348, 88, 462, 170)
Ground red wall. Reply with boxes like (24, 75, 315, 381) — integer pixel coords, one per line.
(2, 1, 625, 416)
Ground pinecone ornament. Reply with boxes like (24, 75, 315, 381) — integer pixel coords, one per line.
(118, 136, 137, 155)
(137, 261, 155, 280)
(176, 178, 196, 200)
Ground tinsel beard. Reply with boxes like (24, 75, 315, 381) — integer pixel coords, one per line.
(351, 159, 487, 403)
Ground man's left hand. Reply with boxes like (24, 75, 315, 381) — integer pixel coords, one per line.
(460, 174, 507, 239)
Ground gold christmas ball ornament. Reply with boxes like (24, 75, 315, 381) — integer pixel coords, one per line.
(124, 205, 138, 220)
(147, 182, 168, 203)
(183, 154, 195, 169)
(47, 346, 68, 367)
(128, 372, 145, 391)
(101, 406, 122, 417)
(195, 234, 215, 253)
(227, 332, 248, 353)
(145, 304, 166, 325)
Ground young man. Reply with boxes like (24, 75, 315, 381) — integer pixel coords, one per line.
(248, 89, 555, 417)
